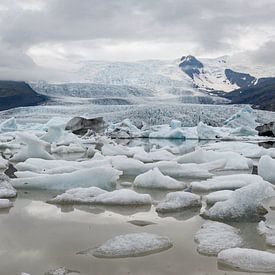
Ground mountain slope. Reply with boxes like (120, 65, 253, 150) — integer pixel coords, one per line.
(224, 78, 275, 111)
(0, 81, 47, 111)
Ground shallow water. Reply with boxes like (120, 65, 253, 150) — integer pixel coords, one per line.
(0, 189, 273, 275)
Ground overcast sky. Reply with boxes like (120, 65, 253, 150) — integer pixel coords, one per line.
(0, 0, 275, 80)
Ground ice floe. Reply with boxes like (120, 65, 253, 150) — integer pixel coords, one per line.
(204, 190, 234, 205)
(258, 155, 275, 184)
(202, 181, 274, 221)
(194, 221, 243, 255)
(12, 167, 122, 190)
(218, 248, 275, 273)
(0, 175, 17, 198)
(156, 191, 201, 213)
(0, 198, 13, 209)
(0, 117, 17, 132)
(92, 233, 173, 258)
(191, 174, 263, 192)
(133, 167, 186, 190)
(177, 148, 252, 170)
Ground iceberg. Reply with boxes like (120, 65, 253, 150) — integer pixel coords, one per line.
(191, 174, 263, 192)
(149, 124, 186, 139)
(194, 221, 243, 255)
(156, 191, 201, 213)
(177, 148, 252, 170)
(101, 143, 133, 157)
(197, 122, 221, 140)
(92, 233, 173, 258)
(202, 181, 274, 221)
(258, 155, 275, 184)
(133, 167, 186, 190)
(218, 248, 275, 273)
(0, 175, 17, 198)
(204, 190, 234, 205)
(224, 106, 258, 129)
(0, 117, 17, 132)
(10, 132, 54, 162)
(12, 167, 122, 190)
(0, 198, 13, 209)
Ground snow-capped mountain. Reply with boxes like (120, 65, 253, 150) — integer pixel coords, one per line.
(73, 54, 274, 94)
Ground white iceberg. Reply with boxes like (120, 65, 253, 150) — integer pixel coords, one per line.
(156, 191, 201, 213)
(10, 132, 54, 162)
(170, 119, 181, 129)
(92, 233, 173, 258)
(218, 248, 275, 273)
(204, 190, 234, 205)
(149, 124, 186, 139)
(92, 189, 152, 206)
(197, 122, 221, 140)
(0, 175, 17, 198)
(0, 117, 17, 132)
(0, 155, 8, 169)
(12, 167, 122, 190)
(224, 106, 258, 129)
(191, 174, 263, 192)
(101, 143, 133, 157)
(202, 181, 274, 221)
(194, 221, 243, 255)
(257, 221, 275, 247)
(0, 198, 13, 209)
(177, 148, 252, 170)
(258, 155, 275, 184)
(48, 187, 107, 204)
(133, 167, 186, 190)
(51, 144, 86, 154)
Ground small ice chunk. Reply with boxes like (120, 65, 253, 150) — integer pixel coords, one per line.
(0, 155, 8, 169)
(44, 267, 80, 275)
(102, 143, 133, 157)
(12, 167, 122, 190)
(48, 187, 107, 204)
(92, 189, 152, 206)
(0, 117, 17, 132)
(194, 221, 243, 255)
(204, 190, 233, 205)
(191, 174, 263, 192)
(202, 181, 274, 221)
(257, 221, 275, 247)
(177, 148, 252, 170)
(0, 175, 17, 198)
(197, 122, 220, 140)
(92, 233, 173, 258)
(0, 198, 13, 209)
(218, 248, 275, 273)
(156, 191, 201, 213)
(258, 155, 275, 184)
(134, 167, 186, 190)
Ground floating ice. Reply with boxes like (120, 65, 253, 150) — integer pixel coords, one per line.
(102, 143, 133, 157)
(197, 122, 221, 140)
(218, 248, 275, 273)
(194, 221, 243, 255)
(204, 190, 233, 205)
(170, 119, 181, 129)
(149, 124, 186, 139)
(92, 189, 152, 206)
(156, 191, 201, 213)
(10, 132, 54, 162)
(12, 167, 122, 190)
(0, 175, 17, 198)
(133, 167, 186, 190)
(224, 106, 258, 129)
(177, 148, 252, 170)
(0, 155, 8, 169)
(0, 198, 13, 209)
(230, 126, 257, 136)
(152, 160, 223, 179)
(191, 174, 263, 192)
(257, 221, 275, 247)
(92, 233, 173, 258)
(51, 144, 86, 154)
(258, 155, 275, 184)
(202, 181, 274, 221)
(44, 267, 80, 275)
(48, 187, 107, 204)
(0, 117, 17, 132)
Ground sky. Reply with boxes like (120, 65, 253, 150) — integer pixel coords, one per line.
(0, 0, 275, 81)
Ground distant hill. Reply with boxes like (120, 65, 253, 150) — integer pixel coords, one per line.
(0, 81, 47, 111)
(224, 77, 275, 111)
